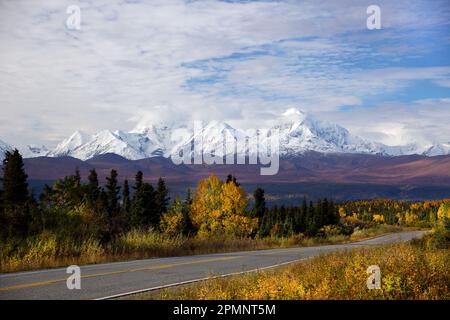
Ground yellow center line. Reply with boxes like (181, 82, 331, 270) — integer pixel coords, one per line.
(257, 249, 297, 255)
(0, 256, 241, 292)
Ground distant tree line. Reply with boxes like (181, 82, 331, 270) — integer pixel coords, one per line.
(255, 193, 339, 237)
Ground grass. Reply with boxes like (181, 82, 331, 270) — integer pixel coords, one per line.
(137, 232, 449, 300)
(0, 225, 414, 273)
(349, 224, 408, 241)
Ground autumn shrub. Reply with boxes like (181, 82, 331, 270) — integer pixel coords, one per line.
(148, 240, 449, 300)
(160, 200, 185, 237)
(111, 228, 184, 257)
(350, 224, 402, 241)
(0, 231, 104, 272)
(417, 221, 450, 250)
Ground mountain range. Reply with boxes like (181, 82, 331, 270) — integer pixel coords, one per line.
(2, 108, 449, 161)
(1, 109, 449, 201)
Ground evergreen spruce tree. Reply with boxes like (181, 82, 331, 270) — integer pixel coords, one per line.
(155, 177, 170, 216)
(181, 191, 195, 236)
(314, 199, 324, 230)
(86, 169, 100, 203)
(74, 168, 81, 188)
(130, 171, 158, 228)
(1, 150, 29, 236)
(105, 169, 120, 214)
(279, 205, 287, 224)
(72, 168, 83, 204)
(321, 198, 329, 226)
(294, 198, 308, 233)
(103, 170, 121, 238)
(130, 171, 145, 227)
(88, 168, 99, 187)
(142, 182, 157, 227)
(134, 171, 144, 191)
(325, 199, 338, 225)
(306, 200, 316, 236)
(2, 150, 28, 206)
(283, 215, 294, 236)
(185, 189, 193, 205)
(122, 179, 131, 215)
(252, 187, 266, 219)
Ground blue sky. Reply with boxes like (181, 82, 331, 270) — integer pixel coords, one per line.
(0, 0, 449, 148)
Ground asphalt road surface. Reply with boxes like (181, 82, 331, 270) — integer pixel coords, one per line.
(0, 230, 425, 300)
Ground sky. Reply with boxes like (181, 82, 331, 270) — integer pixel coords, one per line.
(0, 0, 449, 149)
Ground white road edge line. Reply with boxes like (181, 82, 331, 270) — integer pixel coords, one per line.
(94, 257, 310, 300)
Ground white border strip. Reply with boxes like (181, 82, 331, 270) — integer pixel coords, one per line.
(94, 257, 309, 300)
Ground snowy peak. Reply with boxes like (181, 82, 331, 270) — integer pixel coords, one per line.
(171, 120, 249, 159)
(50, 131, 91, 157)
(21, 145, 50, 158)
(0, 139, 13, 161)
(67, 130, 146, 161)
(1, 140, 49, 159)
(273, 109, 384, 155)
(423, 142, 450, 156)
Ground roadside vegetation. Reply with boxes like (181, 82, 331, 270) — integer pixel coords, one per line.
(142, 223, 450, 300)
(1, 150, 448, 273)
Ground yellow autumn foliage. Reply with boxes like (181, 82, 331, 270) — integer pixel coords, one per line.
(344, 212, 359, 223)
(190, 175, 257, 238)
(405, 212, 419, 225)
(437, 203, 450, 221)
(372, 214, 385, 223)
(160, 199, 184, 237)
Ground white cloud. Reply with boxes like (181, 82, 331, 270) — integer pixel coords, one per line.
(319, 98, 450, 146)
(0, 0, 449, 149)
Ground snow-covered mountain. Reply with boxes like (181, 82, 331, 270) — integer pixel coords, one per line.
(20, 145, 50, 158)
(269, 109, 445, 157)
(269, 108, 383, 155)
(0, 139, 13, 161)
(0, 140, 50, 159)
(423, 142, 450, 157)
(8, 108, 450, 161)
(47, 125, 193, 160)
(65, 130, 147, 160)
(49, 131, 91, 157)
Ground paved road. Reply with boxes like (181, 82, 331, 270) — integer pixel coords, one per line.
(0, 231, 425, 300)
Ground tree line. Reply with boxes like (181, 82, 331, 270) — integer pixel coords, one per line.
(0, 150, 169, 241)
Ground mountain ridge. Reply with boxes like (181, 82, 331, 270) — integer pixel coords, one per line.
(2, 109, 450, 160)
(18, 152, 450, 187)
(0, 139, 13, 161)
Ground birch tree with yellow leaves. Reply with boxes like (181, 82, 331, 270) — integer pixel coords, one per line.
(190, 175, 257, 238)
